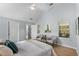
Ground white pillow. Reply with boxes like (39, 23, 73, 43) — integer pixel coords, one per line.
(45, 33, 57, 40)
(46, 33, 53, 38)
(0, 45, 13, 56)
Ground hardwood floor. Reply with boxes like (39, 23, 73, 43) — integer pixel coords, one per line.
(52, 44, 78, 56)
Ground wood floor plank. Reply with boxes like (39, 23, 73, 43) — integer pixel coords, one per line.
(52, 44, 78, 56)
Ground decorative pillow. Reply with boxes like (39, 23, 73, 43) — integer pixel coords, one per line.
(36, 36, 40, 38)
(5, 40, 18, 54)
(41, 35, 47, 39)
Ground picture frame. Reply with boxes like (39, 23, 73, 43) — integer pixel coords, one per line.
(59, 22, 70, 38)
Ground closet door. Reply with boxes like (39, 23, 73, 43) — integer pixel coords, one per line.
(9, 21, 19, 42)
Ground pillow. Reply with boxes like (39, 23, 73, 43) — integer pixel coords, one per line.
(5, 40, 18, 54)
(0, 45, 13, 56)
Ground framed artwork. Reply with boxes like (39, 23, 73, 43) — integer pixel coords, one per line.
(59, 23, 70, 38)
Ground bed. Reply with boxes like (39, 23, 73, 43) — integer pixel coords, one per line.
(14, 40, 53, 56)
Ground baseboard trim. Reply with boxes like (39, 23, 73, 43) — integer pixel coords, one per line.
(76, 49, 79, 56)
(55, 43, 76, 49)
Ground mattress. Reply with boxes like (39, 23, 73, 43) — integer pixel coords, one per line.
(14, 40, 52, 56)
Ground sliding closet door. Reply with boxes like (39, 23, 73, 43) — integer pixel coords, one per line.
(9, 21, 19, 42)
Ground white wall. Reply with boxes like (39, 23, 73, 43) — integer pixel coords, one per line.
(76, 4, 79, 55)
(37, 3, 77, 48)
(19, 23, 26, 41)
(0, 17, 8, 41)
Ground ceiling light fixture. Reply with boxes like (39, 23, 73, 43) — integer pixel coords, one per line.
(30, 4, 36, 10)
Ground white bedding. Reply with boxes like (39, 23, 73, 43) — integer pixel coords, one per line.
(14, 40, 53, 56)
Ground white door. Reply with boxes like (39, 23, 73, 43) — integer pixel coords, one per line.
(9, 21, 19, 42)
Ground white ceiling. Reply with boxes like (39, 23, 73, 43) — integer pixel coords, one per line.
(0, 3, 52, 22)
(0, 3, 76, 23)
(0, 3, 32, 22)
